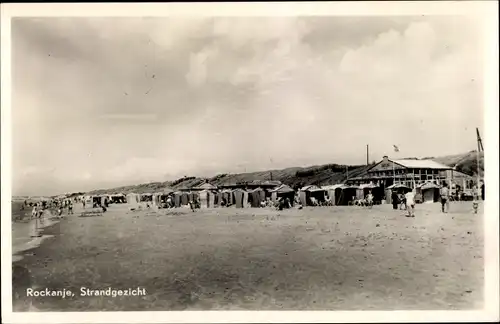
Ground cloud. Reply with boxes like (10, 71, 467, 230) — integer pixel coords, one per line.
(11, 16, 484, 196)
(99, 113, 158, 121)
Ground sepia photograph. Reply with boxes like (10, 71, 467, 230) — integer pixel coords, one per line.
(1, 2, 499, 323)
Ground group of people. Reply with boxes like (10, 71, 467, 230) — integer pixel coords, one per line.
(22, 198, 73, 222)
(389, 182, 481, 217)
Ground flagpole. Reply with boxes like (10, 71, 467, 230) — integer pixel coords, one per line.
(476, 128, 482, 199)
(392, 159, 395, 185)
(392, 146, 397, 185)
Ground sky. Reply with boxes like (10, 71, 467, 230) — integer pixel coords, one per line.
(11, 16, 485, 196)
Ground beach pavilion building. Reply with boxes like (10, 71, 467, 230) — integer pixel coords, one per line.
(345, 156, 453, 191)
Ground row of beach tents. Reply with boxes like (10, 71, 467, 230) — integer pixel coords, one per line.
(77, 181, 442, 210)
(123, 185, 295, 209)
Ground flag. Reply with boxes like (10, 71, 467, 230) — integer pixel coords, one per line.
(393, 145, 400, 152)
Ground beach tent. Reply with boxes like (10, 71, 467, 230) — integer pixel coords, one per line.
(173, 191, 182, 207)
(232, 189, 248, 208)
(222, 189, 233, 206)
(327, 184, 358, 206)
(155, 188, 174, 207)
(416, 182, 440, 203)
(270, 184, 295, 205)
(126, 193, 140, 204)
(248, 188, 265, 207)
(190, 192, 200, 204)
(101, 195, 110, 206)
(358, 183, 381, 201)
(322, 185, 339, 205)
(180, 192, 189, 206)
(199, 190, 216, 208)
(321, 184, 352, 206)
(214, 191, 223, 207)
(299, 185, 327, 206)
(90, 195, 107, 207)
(83, 195, 93, 205)
(140, 193, 153, 202)
(110, 193, 126, 204)
(188, 192, 199, 203)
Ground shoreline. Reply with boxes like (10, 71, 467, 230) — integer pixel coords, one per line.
(12, 219, 63, 312)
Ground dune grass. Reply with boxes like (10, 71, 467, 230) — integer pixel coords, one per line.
(12, 202, 483, 311)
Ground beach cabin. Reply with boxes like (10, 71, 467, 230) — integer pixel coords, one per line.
(110, 193, 126, 204)
(358, 183, 382, 203)
(221, 189, 233, 206)
(328, 185, 358, 206)
(416, 182, 440, 203)
(83, 195, 93, 206)
(154, 189, 174, 208)
(232, 189, 248, 208)
(188, 192, 200, 204)
(180, 192, 189, 206)
(322, 185, 340, 206)
(269, 184, 295, 206)
(199, 190, 216, 208)
(299, 185, 327, 206)
(173, 191, 182, 207)
(139, 193, 153, 203)
(248, 188, 265, 207)
(90, 195, 107, 208)
(126, 193, 140, 205)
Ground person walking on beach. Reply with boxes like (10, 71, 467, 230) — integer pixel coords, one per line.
(37, 203, 45, 225)
(68, 201, 73, 215)
(31, 205, 37, 220)
(440, 183, 450, 213)
(405, 190, 416, 217)
(472, 195, 479, 214)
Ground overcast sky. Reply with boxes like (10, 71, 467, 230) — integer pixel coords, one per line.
(12, 16, 484, 196)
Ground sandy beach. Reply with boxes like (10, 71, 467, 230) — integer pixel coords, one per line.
(12, 202, 483, 311)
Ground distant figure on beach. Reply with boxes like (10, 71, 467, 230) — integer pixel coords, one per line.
(366, 191, 374, 208)
(440, 183, 449, 213)
(399, 193, 406, 210)
(37, 204, 45, 225)
(68, 201, 73, 215)
(472, 195, 479, 214)
(31, 205, 37, 220)
(391, 191, 399, 210)
(82, 199, 86, 209)
(405, 190, 416, 217)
